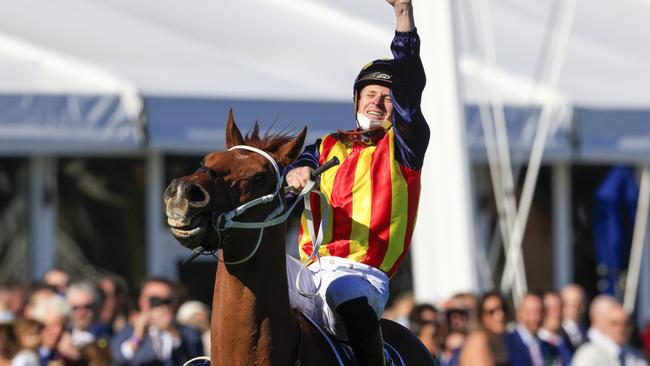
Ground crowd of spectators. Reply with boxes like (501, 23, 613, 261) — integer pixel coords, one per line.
(0, 269, 209, 366)
(2, 269, 650, 366)
(383, 284, 650, 366)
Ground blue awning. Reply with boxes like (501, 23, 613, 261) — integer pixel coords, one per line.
(576, 108, 650, 163)
(146, 98, 650, 163)
(145, 96, 351, 154)
(464, 105, 574, 163)
(0, 93, 144, 155)
(460, 105, 650, 164)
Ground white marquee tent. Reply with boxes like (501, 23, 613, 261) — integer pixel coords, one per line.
(2, 0, 649, 152)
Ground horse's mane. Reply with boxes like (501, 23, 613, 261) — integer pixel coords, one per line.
(243, 123, 296, 152)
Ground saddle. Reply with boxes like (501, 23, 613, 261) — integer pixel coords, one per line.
(182, 313, 406, 366)
(300, 312, 404, 366)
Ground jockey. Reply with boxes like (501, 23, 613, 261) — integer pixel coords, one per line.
(285, 0, 428, 365)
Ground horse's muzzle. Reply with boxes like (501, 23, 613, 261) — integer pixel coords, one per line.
(164, 179, 213, 249)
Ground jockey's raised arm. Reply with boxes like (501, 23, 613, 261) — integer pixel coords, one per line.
(387, 0, 415, 32)
(283, 0, 431, 365)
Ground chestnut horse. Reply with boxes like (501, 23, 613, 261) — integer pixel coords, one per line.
(164, 110, 435, 366)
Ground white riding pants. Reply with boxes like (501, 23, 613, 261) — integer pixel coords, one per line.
(286, 255, 390, 340)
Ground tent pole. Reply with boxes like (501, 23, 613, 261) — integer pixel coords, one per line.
(411, 0, 478, 303)
(473, 0, 528, 301)
(500, 0, 578, 298)
(478, 106, 527, 297)
(636, 218, 650, 327)
(623, 166, 650, 313)
(145, 151, 175, 278)
(29, 156, 57, 279)
(552, 163, 572, 288)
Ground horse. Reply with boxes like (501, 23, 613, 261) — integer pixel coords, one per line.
(164, 110, 436, 366)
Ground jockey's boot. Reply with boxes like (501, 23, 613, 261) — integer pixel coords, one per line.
(336, 297, 386, 366)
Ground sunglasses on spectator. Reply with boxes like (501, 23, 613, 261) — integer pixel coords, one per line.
(483, 306, 504, 316)
(72, 303, 95, 311)
(149, 296, 173, 308)
(446, 308, 469, 318)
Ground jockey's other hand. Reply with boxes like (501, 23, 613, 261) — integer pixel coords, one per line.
(286, 166, 314, 193)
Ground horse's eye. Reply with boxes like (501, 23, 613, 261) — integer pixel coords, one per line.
(207, 169, 218, 182)
(252, 174, 266, 187)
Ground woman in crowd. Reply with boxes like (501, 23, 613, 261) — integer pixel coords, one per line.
(0, 324, 18, 366)
(408, 304, 442, 357)
(458, 291, 511, 366)
(12, 318, 43, 366)
(79, 341, 112, 366)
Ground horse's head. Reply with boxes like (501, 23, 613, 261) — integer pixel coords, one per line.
(163, 109, 306, 251)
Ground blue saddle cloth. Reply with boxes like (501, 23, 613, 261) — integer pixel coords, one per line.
(330, 340, 402, 366)
(301, 313, 404, 366)
(181, 315, 405, 366)
(183, 346, 401, 366)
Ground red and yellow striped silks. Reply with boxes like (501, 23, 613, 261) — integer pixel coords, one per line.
(298, 128, 421, 277)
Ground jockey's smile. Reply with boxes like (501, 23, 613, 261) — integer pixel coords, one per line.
(357, 84, 393, 129)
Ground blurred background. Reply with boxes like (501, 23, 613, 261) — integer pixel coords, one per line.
(0, 0, 649, 364)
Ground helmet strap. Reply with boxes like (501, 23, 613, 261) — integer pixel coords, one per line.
(356, 112, 372, 130)
(356, 112, 392, 130)
(353, 93, 359, 114)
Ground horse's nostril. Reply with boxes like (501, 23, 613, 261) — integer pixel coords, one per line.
(187, 184, 207, 204)
(164, 179, 180, 198)
(164, 183, 175, 198)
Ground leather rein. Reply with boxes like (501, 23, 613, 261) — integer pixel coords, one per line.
(185, 145, 335, 268)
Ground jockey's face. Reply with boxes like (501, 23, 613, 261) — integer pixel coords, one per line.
(357, 84, 393, 128)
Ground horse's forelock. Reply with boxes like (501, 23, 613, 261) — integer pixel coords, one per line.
(243, 122, 295, 153)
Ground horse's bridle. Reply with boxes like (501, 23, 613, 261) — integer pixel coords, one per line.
(191, 145, 316, 265)
(188, 144, 331, 299)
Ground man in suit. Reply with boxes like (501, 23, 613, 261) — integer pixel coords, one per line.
(587, 295, 618, 342)
(504, 293, 563, 366)
(573, 300, 648, 366)
(539, 292, 574, 365)
(30, 293, 70, 365)
(110, 278, 203, 366)
(66, 281, 111, 346)
(560, 283, 588, 349)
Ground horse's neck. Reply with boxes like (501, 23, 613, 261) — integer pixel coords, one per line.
(211, 223, 298, 366)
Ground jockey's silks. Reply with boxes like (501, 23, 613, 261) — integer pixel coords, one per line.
(285, 30, 429, 278)
(298, 127, 421, 277)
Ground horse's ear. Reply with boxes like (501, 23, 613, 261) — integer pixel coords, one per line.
(276, 126, 307, 167)
(225, 108, 245, 148)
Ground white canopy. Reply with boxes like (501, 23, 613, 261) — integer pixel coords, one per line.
(2, 0, 648, 104)
(1, 0, 648, 155)
(458, 0, 650, 108)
